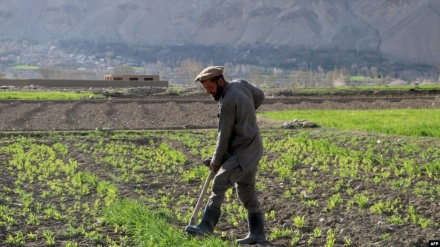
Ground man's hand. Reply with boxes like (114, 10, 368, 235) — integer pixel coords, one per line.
(210, 162, 220, 174)
(203, 157, 220, 173)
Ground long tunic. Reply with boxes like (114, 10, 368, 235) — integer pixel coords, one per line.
(212, 79, 265, 172)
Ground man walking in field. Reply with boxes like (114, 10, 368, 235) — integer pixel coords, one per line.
(185, 66, 266, 245)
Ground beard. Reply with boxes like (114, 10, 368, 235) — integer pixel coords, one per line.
(213, 83, 225, 101)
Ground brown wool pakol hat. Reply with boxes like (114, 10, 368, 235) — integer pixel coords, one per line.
(194, 66, 224, 82)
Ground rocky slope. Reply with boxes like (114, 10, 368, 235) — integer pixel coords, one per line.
(0, 0, 439, 64)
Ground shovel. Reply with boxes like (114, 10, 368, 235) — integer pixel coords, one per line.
(188, 169, 214, 226)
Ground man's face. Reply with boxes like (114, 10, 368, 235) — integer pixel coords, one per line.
(201, 78, 224, 101)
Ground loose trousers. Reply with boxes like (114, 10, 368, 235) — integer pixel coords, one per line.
(207, 154, 261, 214)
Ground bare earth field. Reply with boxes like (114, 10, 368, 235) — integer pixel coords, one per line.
(0, 94, 439, 131)
(0, 94, 439, 247)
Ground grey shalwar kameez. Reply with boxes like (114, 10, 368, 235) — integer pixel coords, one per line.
(207, 79, 265, 214)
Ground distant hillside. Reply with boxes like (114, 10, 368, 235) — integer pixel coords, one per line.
(0, 0, 439, 66)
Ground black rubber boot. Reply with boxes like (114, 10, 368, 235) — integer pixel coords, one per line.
(185, 206, 221, 235)
(236, 212, 266, 245)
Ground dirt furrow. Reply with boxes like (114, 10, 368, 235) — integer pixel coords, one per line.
(0, 96, 438, 131)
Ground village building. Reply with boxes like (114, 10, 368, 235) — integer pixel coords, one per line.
(104, 74, 160, 81)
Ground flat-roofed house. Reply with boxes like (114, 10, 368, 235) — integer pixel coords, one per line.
(104, 74, 160, 81)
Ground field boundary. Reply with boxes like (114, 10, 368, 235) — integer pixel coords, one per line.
(0, 79, 169, 88)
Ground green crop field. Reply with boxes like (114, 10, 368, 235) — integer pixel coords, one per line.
(260, 108, 440, 137)
(12, 65, 40, 70)
(0, 109, 439, 246)
(0, 91, 106, 100)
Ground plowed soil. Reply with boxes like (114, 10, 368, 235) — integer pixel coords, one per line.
(0, 94, 439, 131)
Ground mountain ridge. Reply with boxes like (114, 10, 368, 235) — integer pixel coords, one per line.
(0, 0, 439, 65)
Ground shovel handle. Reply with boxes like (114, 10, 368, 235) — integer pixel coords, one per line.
(189, 170, 214, 226)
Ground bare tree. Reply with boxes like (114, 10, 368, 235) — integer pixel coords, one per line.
(175, 59, 202, 86)
(112, 66, 135, 75)
(249, 70, 263, 87)
(327, 68, 349, 86)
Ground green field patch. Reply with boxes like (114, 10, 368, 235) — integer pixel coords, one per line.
(103, 199, 229, 246)
(260, 109, 440, 137)
(0, 91, 106, 100)
(0, 128, 438, 246)
(12, 65, 40, 70)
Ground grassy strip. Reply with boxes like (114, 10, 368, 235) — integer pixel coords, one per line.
(264, 84, 440, 96)
(0, 91, 105, 100)
(1, 84, 439, 99)
(12, 65, 40, 70)
(102, 199, 230, 247)
(260, 109, 440, 137)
